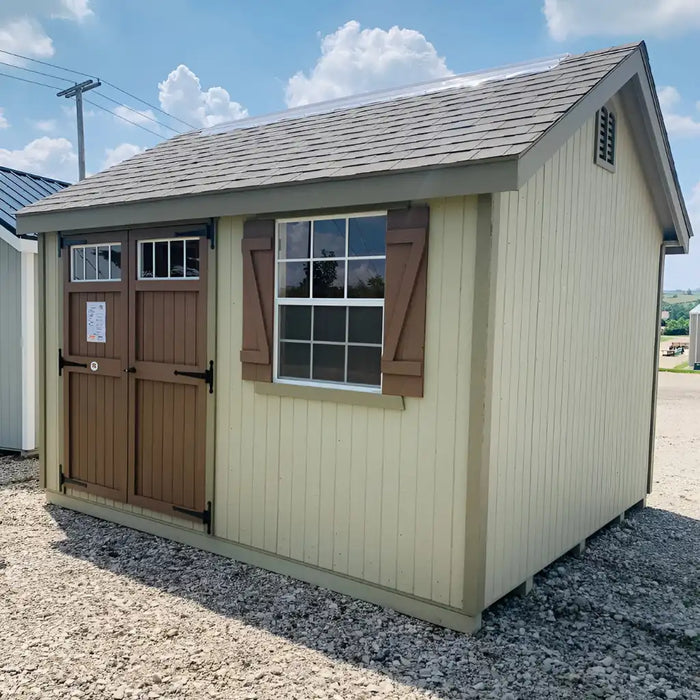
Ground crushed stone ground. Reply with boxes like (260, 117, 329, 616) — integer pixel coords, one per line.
(1, 374, 698, 699)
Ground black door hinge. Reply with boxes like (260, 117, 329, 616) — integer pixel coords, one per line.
(58, 349, 87, 376)
(174, 360, 214, 393)
(59, 465, 87, 492)
(58, 235, 88, 257)
(173, 501, 212, 534)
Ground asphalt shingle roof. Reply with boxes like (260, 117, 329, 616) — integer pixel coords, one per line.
(20, 43, 639, 216)
(0, 166, 69, 234)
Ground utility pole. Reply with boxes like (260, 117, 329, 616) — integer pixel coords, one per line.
(57, 79, 101, 181)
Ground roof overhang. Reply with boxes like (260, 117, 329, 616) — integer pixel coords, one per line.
(0, 224, 37, 253)
(16, 45, 691, 253)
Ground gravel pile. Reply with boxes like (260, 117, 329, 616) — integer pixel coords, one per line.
(1, 457, 697, 700)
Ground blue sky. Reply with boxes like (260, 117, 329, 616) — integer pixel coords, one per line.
(0, 0, 698, 288)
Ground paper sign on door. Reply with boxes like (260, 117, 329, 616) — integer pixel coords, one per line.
(86, 301, 106, 343)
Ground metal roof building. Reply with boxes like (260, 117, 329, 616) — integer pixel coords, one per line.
(18, 42, 692, 631)
(0, 166, 69, 452)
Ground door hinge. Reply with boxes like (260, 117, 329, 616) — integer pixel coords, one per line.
(58, 349, 87, 376)
(58, 235, 88, 257)
(173, 501, 212, 534)
(174, 360, 214, 393)
(59, 465, 87, 492)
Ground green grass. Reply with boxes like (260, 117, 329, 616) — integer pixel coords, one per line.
(674, 360, 690, 370)
(663, 293, 700, 305)
(659, 366, 700, 374)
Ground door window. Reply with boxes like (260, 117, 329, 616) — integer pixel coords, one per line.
(71, 243, 122, 281)
(138, 238, 200, 279)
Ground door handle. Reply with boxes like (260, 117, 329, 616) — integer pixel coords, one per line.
(124, 367, 136, 373)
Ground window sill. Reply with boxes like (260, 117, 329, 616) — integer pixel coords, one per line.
(254, 381, 405, 410)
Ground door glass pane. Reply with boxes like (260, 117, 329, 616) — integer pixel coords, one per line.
(83, 246, 97, 280)
(312, 260, 345, 298)
(313, 219, 345, 258)
(278, 221, 310, 259)
(185, 240, 199, 277)
(347, 346, 381, 386)
(279, 306, 311, 341)
(278, 262, 309, 297)
(97, 246, 111, 280)
(110, 244, 121, 280)
(72, 247, 84, 281)
(348, 307, 383, 344)
(154, 241, 169, 278)
(313, 306, 346, 342)
(347, 259, 385, 298)
(349, 216, 386, 256)
(279, 342, 310, 379)
(312, 344, 345, 382)
(141, 242, 153, 278)
(170, 240, 184, 277)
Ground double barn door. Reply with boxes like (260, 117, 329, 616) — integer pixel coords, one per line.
(61, 227, 210, 527)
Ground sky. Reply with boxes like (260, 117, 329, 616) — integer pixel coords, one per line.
(0, 0, 698, 289)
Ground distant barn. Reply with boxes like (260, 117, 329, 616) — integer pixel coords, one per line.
(0, 166, 68, 452)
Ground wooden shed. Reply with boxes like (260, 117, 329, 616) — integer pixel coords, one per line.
(17, 42, 691, 632)
(0, 166, 68, 453)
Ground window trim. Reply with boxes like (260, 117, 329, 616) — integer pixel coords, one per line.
(273, 210, 387, 394)
(70, 242, 122, 282)
(595, 105, 616, 173)
(136, 236, 201, 281)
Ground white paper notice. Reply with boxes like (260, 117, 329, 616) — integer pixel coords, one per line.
(86, 301, 106, 343)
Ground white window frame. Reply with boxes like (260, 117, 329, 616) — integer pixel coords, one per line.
(273, 211, 387, 394)
(70, 242, 122, 282)
(137, 237, 201, 280)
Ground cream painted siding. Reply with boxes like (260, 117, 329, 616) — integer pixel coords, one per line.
(689, 306, 700, 368)
(484, 103, 662, 605)
(0, 237, 22, 449)
(216, 196, 478, 609)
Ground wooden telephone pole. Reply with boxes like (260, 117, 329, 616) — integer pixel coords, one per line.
(57, 79, 101, 181)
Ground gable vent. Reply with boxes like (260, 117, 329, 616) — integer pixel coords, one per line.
(595, 106, 616, 171)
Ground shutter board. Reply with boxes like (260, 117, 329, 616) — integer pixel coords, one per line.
(382, 206, 429, 398)
(240, 219, 275, 382)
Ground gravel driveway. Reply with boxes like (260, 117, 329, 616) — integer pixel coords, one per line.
(1, 374, 698, 699)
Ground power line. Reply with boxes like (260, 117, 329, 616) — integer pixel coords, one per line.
(93, 90, 182, 134)
(0, 58, 73, 84)
(0, 70, 65, 91)
(85, 97, 165, 139)
(0, 47, 196, 130)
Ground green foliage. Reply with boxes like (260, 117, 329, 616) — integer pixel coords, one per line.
(664, 318, 690, 335)
(661, 299, 697, 322)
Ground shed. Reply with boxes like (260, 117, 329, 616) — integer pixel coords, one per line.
(689, 304, 700, 369)
(0, 166, 68, 452)
(17, 42, 691, 632)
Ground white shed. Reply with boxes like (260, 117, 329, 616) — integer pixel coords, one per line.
(0, 167, 68, 452)
(690, 304, 700, 369)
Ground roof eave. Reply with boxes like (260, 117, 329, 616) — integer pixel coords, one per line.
(517, 44, 691, 253)
(16, 157, 519, 235)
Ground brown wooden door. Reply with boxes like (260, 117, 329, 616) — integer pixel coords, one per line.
(126, 229, 209, 523)
(62, 232, 129, 500)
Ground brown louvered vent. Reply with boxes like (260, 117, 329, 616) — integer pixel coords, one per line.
(595, 106, 616, 171)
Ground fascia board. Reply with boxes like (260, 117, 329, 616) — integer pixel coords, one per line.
(0, 224, 37, 253)
(16, 159, 519, 235)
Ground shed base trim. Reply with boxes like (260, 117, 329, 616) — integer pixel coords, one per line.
(46, 490, 480, 634)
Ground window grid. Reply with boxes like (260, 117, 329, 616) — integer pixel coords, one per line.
(137, 238, 200, 280)
(71, 243, 121, 282)
(274, 212, 386, 392)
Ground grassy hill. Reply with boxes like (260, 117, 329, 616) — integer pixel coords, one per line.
(663, 292, 700, 305)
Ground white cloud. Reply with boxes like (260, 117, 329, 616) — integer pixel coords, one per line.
(285, 20, 452, 108)
(113, 105, 157, 128)
(544, 0, 700, 41)
(158, 65, 247, 128)
(658, 85, 700, 137)
(0, 137, 76, 181)
(0, 109, 8, 129)
(33, 118, 57, 132)
(0, 1, 92, 60)
(0, 17, 54, 58)
(101, 143, 142, 171)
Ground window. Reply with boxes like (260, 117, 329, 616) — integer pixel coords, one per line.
(275, 213, 386, 390)
(138, 238, 200, 279)
(71, 243, 121, 282)
(595, 105, 616, 171)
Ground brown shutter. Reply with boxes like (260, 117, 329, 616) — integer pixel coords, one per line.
(240, 219, 275, 382)
(382, 206, 429, 397)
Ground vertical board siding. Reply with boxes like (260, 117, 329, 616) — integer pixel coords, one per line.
(484, 104, 662, 605)
(0, 238, 22, 449)
(215, 196, 478, 609)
